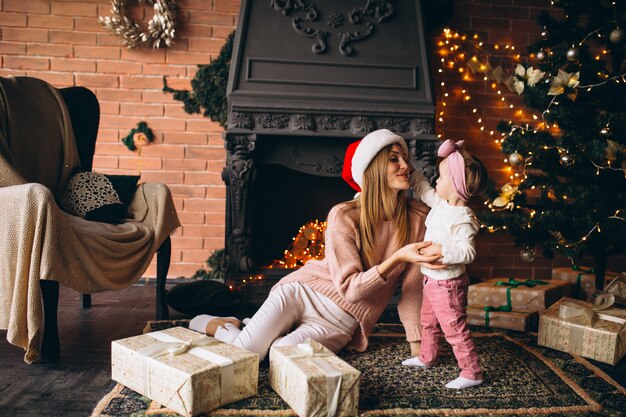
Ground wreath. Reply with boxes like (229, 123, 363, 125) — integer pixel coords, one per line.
(122, 121, 154, 151)
(98, 0, 177, 49)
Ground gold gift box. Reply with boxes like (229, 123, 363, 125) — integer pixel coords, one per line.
(551, 267, 618, 300)
(467, 307, 538, 332)
(111, 327, 259, 417)
(604, 273, 626, 306)
(538, 298, 626, 365)
(269, 339, 360, 417)
(467, 278, 571, 313)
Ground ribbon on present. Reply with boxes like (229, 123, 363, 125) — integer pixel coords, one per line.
(283, 338, 343, 417)
(138, 330, 235, 415)
(571, 265, 594, 299)
(481, 279, 548, 327)
(558, 295, 626, 356)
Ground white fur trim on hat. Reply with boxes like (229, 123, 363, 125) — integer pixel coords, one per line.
(351, 129, 408, 189)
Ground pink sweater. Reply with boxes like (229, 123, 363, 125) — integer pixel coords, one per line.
(276, 199, 428, 352)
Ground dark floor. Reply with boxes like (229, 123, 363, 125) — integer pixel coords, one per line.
(1, 282, 625, 417)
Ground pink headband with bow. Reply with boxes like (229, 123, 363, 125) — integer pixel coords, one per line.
(438, 139, 471, 202)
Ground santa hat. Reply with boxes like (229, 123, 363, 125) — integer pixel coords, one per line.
(342, 129, 408, 192)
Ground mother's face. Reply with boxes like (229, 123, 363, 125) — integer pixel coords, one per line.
(386, 144, 410, 192)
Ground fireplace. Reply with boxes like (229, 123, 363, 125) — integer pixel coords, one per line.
(223, 0, 439, 301)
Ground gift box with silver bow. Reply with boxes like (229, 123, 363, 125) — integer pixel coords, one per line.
(269, 339, 360, 417)
(111, 326, 258, 417)
(538, 297, 626, 365)
(551, 266, 618, 300)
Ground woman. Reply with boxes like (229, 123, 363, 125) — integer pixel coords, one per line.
(190, 129, 444, 360)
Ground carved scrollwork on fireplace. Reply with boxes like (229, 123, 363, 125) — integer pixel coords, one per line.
(292, 147, 343, 174)
(270, 0, 393, 56)
(258, 113, 290, 129)
(411, 118, 435, 136)
(224, 135, 256, 213)
(318, 115, 352, 131)
(411, 140, 438, 184)
(290, 114, 316, 130)
(229, 112, 255, 129)
(377, 117, 411, 133)
(350, 116, 375, 133)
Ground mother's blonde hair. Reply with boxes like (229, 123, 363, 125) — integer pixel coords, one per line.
(355, 145, 410, 267)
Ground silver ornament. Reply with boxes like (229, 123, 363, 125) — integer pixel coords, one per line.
(600, 126, 612, 137)
(610, 28, 624, 44)
(536, 50, 546, 61)
(509, 152, 523, 166)
(520, 246, 535, 263)
(566, 46, 579, 61)
(560, 153, 574, 166)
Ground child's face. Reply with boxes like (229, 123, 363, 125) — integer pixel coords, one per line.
(386, 144, 411, 192)
(435, 158, 459, 201)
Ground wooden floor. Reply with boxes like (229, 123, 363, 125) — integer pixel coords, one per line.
(1, 282, 625, 417)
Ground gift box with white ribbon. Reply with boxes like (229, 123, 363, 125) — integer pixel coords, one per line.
(538, 297, 626, 365)
(269, 339, 360, 417)
(111, 326, 258, 417)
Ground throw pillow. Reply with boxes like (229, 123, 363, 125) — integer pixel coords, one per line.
(60, 171, 140, 224)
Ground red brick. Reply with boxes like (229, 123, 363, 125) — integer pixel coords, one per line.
(143, 63, 188, 76)
(4, 56, 49, 70)
(177, 0, 215, 10)
(182, 224, 224, 237)
(205, 211, 225, 225)
(120, 75, 165, 89)
(98, 60, 143, 74)
(169, 184, 207, 198)
(119, 157, 162, 170)
(163, 158, 207, 171)
(95, 142, 135, 156)
(186, 119, 224, 132)
(184, 198, 224, 212)
(25, 71, 74, 87)
(28, 14, 74, 29)
(143, 90, 177, 103)
(121, 48, 167, 63)
(161, 77, 193, 90)
(28, 43, 72, 57)
(204, 237, 225, 250)
(212, 26, 235, 39)
(166, 50, 212, 65)
(214, 0, 240, 13)
(96, 33, 124, 47)
(51, 58, 96, 72)
(51, 1, 97, 16)
(120, 103, 164, 116)
(92, 155, 119, 169)
(0, 12, 27, 27)
(177, 211, 206, 224)
(208, 133, 225, 146)
(2, 27, 48, 42)
(163, 132, 208, 145)
(164, 104, 196, 118)
(140, 144, 185, 158)
(185, 172, 223, 185)
(98, 101, 120, 115)
(76, 73, 119, 88)
(189, 11, 234, 25)
(167, 263, 203, 279)
(206, 186, 225, 198)
(140, 170, 184, 184)
(182, 249, 214, 263)
(180, 23, 213, 38)
(491, 268, 534, 278)
(0, 69, 26, 77)
(185, 146, 225, 160)
(188, 37, 226, 53)
(96, 88, 142, 102)
(50, 30, 97, 45)
(0, 41, 27, 55)
(75, 45, 121, 59)
(171, 236, 205, 250)
(4, 0, 49, 13)
(142, 118, 186, 132)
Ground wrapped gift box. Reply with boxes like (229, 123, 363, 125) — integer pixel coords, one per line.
(604, 273, 626, 306)
(467, 278, 571, 313)
(538, 298, 626, 365)
(552, 267, 618, 300)
(269, 339, 360, 417)
(111, 326, 258, 417)
(467, 307, 538, 332)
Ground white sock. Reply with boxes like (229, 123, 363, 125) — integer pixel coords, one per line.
(242, 318, 251, 326)
(401, 357, 431, 367)
(188, 315, 238, 334)
(445, 376, 483, 389)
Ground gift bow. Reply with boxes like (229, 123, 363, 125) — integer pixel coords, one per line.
(138, 331, 235, 415)
(285, 339, 343, 417)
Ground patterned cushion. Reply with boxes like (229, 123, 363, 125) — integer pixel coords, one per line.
(60, 171, 140, 224)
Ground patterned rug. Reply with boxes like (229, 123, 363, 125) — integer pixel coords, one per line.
(91, 321, 626, 417)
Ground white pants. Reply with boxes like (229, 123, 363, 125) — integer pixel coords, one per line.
(215, 282, 358, 360)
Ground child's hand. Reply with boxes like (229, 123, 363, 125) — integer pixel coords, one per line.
(419, 244, 441, 257)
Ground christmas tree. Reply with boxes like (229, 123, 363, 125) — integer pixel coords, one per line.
(479, 0, 626, 289)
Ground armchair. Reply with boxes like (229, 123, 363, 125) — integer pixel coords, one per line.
(0, 76, 181, 363)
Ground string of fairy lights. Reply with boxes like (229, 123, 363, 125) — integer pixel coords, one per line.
(434, 24, 625, 252)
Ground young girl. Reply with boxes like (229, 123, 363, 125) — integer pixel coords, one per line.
(189, 129, 445, 360)
(402, 139, 488, 390)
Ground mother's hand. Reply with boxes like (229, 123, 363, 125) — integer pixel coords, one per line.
(397, 241, 446, 270)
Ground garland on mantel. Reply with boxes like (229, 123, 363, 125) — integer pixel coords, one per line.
(98, 0, 177, 49)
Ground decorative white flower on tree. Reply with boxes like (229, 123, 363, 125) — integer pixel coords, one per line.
(548, 70, 580, 96)
(513, 64, 545, 94)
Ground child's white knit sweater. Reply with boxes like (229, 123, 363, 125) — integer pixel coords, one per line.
(410, 171, 478, 280)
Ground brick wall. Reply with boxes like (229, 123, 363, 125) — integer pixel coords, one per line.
(1, 0, 623, 280)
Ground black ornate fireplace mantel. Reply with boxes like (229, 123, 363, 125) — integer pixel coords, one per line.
(223, 0, 438, 283)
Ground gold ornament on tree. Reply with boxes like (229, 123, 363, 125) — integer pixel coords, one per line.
(520, 246, 536, 263)
(98, 0, 177, 49)
(508, 152, 523, 166)
(566, 46, 579, 61)
(610, 27, 624, 44)
(559, 152, 574, 166)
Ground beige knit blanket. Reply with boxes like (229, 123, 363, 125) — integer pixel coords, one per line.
(0, 76, 181, 363)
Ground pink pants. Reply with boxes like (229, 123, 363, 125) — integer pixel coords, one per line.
(419, 274, 482, 380)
